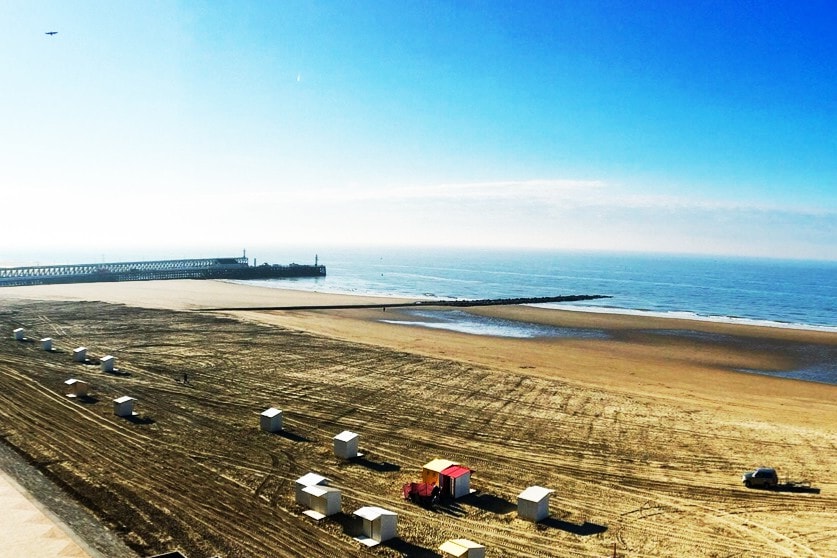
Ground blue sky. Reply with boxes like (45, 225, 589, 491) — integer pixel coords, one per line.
(2, 1, 835, 261)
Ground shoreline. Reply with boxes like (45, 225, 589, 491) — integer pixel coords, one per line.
(232, 278, 837, 333)
(534, 302, 837, 334)
(2, 278, 835, 347)
(3, 277, 835, 334)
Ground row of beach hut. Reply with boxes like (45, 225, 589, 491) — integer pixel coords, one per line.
(262, 415, 405, 547)
(295, 467, 488, 555)
(260, 422, 396, 546)
(291, 451, 551, 553)
(16, 325, 392, 551)
(14, 326, 554, 554)
(64, 379, 137, 417)
(14, 328, 118, 372)
(15, 328, 136, 417)
(294, 471, 399, 547)
(420, 458, 555, 520)
(261, 410, 361, 460)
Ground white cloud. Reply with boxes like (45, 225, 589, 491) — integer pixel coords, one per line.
(261, 178, 834, 218)
(275, 179, 605, 203)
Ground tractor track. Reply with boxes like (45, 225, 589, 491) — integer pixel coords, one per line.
(1, 300, 834, 557)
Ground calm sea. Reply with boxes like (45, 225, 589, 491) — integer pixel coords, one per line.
(247, 247, 835, 329)
(243, 247, 837, 385)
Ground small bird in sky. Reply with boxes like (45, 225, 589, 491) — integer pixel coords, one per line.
(45, 31, 58, 36)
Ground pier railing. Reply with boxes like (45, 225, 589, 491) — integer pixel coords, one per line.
(0, 257, 250, 287)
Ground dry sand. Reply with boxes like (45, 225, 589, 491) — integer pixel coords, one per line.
(0, 279, 412, 311)
(1, 279, 835, 557)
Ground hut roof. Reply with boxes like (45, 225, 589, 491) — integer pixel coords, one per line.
(64, 378, 85, 385)
(113, 396, 135, 404)
(261, 407, 282, 417)
(518, 485, 554, 502)
(295, 472, 328, 487)
(439, 538, 484, 556)
(441, 464, 471, 479)
(333, 430, 358, 442)
(354, 506, 396, 521)
(423, 458, 458, 473)
(303, 485, 340, 498)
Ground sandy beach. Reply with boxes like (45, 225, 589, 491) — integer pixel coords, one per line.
(1, 279, 835, 557)
(9, 279, 826, 425)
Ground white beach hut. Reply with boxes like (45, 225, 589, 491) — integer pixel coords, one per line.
(64, 379, 89, 398)
(439, 538, 486, 558)
(101, 355, 116, 372)
(333, 430, 360, 459)
(517, 485, 554, 522)
(73, 347, 87, 362)
(13, 328, 25, 341)
(260, 407, 283, 432)
(302, 485, 342, 520)
(353, 506, 397, 546)
(294, 472, 329, 507)
(113, 396, 137, 417)
(41, 338, 53, 351)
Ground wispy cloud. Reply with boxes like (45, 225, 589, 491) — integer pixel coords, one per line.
(286, 179, 604, 203)
(289, 179, 836, 217)
(412, 179, 606, 200)
(21, 177, 835, 219)
(599, 192, 836, 217)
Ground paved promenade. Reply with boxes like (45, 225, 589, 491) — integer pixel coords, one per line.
(0, 470, 95, 558)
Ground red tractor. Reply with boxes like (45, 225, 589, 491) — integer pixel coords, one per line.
(402, 482, 441, 508)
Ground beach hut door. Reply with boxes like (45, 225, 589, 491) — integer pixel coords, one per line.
(371, 518, 381, 541)
(440, 474, 453, 497)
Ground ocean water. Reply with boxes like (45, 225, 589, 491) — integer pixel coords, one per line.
(247, 247, 836, 329)
(242, 247, 837, 384)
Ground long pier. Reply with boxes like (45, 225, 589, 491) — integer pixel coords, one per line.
(0, 256, 325, 287)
